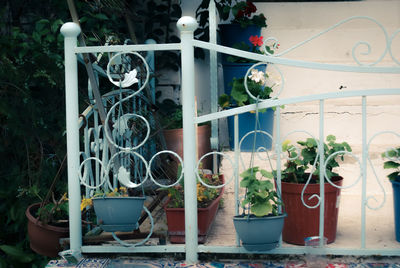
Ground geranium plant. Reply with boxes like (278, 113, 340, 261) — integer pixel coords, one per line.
(239, 166, 281, 217)
(216, 0, 267, 28)
(227, 34, 276, 63)
(280, 135, 352, 184)
(382, 147, 400, 182)
(218, 62, 280, 109)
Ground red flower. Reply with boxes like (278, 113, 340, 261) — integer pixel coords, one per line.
(246, 1, 257, 14)
(236, 9, 244, 18)
(249, 35, 263, 47)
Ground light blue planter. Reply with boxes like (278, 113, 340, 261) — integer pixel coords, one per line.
(391, 179, 400, 242)
(92, 196, 145, 232)
(233, 213, 286, 251)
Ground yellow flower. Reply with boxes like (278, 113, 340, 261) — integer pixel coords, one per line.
(61, 192, 68, 202)
(80, 198, 93, 211)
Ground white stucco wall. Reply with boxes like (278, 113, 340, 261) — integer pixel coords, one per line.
(257, 0, 400, 153)
(180, 0, 400, 153)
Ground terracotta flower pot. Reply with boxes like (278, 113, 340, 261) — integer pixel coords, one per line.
(26, 203, 69, 258)
(281, 176, 343, 245)
(163, 175, 224, 243)
(163, 124, 212, 171)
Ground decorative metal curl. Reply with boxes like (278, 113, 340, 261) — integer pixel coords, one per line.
(280, 130, 321, 209)
(104, 52, 150, 151)
(196, 151, 234, 188)
(238, 130, 275, 171)
(148, 150, 185, 188)
(366, 131, 400, 210)
(105, 150, 149, 188)
(106, 113, 151, 151)
(78, 157, 107, 189)
(243, 62, 284, 101)
(265, 16, 390, 66)
(106, 52, 149, 89)
(389, 28, 400, 66)
(110, 206, 154, 247)
(324, 151, 362, 189)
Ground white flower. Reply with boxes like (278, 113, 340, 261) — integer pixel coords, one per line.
(248, 69, 267, 85)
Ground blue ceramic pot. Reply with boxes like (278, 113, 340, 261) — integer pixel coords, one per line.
(219, 24, 261, 49)
(93, 196, 145, 232)
(233, 213, 286, 251)
(391, 179, 400, 242)
(227, 108, 274, 151)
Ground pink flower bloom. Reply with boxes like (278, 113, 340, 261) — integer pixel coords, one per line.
(249, 35, 263, 47)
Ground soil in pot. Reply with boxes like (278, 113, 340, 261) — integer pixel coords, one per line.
(26, 203, 69, 258)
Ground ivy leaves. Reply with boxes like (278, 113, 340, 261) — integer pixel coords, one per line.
(240, 167, 279, 217)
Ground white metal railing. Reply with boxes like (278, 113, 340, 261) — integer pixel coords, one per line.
(61, 11, 400, 264)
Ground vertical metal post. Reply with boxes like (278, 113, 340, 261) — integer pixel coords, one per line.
(319, 99, 325, 246)
(145, 39, 157, 104)
(209, 0, 219, 173)
(234, 114, 240, 246)
(177, 16, 199, 264)
(61, 22, 82, 254)
(361, 96, 367, 248)
(275, 106, 283, 246)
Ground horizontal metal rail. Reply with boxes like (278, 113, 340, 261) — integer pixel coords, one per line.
(196, 88, 400, 124)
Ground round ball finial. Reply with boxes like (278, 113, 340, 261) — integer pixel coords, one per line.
(177, 16, 198, 32)
(60, 22, 81, 37)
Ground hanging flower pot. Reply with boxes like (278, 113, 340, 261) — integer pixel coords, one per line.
(92, 196, 146, 232)
(233, 213, 286, 251)
(233, 167, 286, 251)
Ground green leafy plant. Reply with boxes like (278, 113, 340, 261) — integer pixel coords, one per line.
(382, 147, 400, 182)
(218, 67, 279, 109)
(239, 167, 281, 217)
(280, 135, 352, 184)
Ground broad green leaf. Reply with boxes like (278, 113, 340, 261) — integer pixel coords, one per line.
(251, 201, 272, 217)
(326, 135, 336, 143)
(260, 169, 273, 179)
(240, 167, 258, 178)
(388, 172, 400, 181)
(384, 161, 400, 169)
(0, 245, 34, 263)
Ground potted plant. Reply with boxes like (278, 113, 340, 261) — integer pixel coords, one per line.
(233, 166, 286, 251)
(216, 0, 268, 50)
(278, 135, 352, 245)
(218, 65, 279, 151)
(163, 168, 224, 243)
(382, 147, 400, 242)
(25, 192, 70, 258)
(89, 186, 146, 233)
